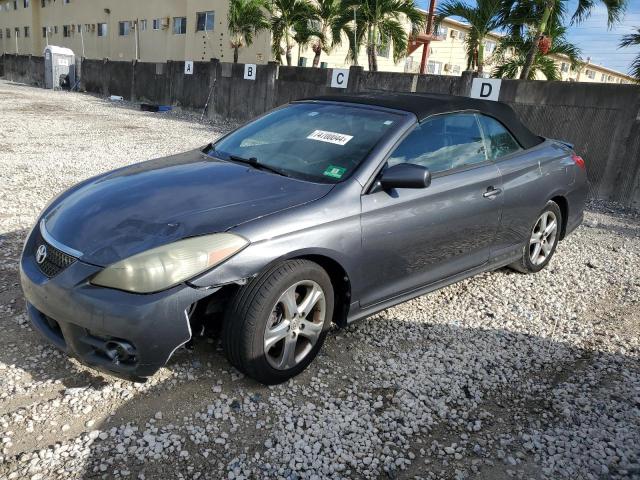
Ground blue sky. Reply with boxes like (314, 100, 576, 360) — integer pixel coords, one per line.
(417, 0, 640, 75)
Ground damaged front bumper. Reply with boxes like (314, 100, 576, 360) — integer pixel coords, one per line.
(19, 228, 216, 382)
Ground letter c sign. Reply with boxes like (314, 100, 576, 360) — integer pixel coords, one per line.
(331, 68, 350, 89)
(470, 78, 501, 101)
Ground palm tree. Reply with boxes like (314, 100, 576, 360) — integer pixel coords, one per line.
(228, 0, 270, 63)
(501, 0, 628, 80)
(339, 0, 425, 72)
(619, 27, 640, 81)
(492, 24, 581, 80)
(310, 0, 350, 67)
(269, 0, 319, 66)
(292, 19, 323, 65)
(435, 0, 503, 74)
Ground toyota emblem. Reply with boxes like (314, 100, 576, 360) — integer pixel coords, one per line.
(35, 244, 47, 264)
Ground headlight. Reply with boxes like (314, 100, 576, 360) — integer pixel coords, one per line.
(91, 233, 248, 293)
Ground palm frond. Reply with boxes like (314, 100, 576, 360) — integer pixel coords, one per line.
(619, 27, 640, 81)
(571, 0, 627, 27)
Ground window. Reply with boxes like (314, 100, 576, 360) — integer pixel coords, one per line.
(196, 11, 214, 32)
(484, 40, 496, 54)
(560, 62, 569, 73)
(23, 0, 28, 7)
(42, 26, 46, 37)
(53, 25, 58, 34)
(119, 21, 130, 36)
(434, 25, 447, 38)
(13, 0, 16, 9)
(64, 0, 70, 3)
(152, 18, 161, 30)
(24, 26, 29, 37)
(40, 0, 44, 6)
(97, 22, 107, 37)
(63, 25, 70, 37)
(452, 65, 460, 74)
(139, 19, 147, 31)
(213, 103, 398, 184)
(297, 57, 307, 67)
(0, 30, 3, 39)
(5, 28, 10, 38)
(477, 115, 521, 160)
(14, 27, 20, 37)
(427, 60, 442, 75)
(388, 114, 486, 173)
(377, 35, 390, 58)
(585, 69, 595, 79)
(173, 17, 186, 34)
(458, 31, 467, 41)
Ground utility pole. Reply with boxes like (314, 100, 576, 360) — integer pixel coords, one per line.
(134, 19, 140, 60)
(352, 5, 358, 66)
(80, 25, 85, 57)
(419, 0, 437, 75)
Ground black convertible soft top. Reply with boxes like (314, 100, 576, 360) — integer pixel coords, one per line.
(306, 92, 542, 150)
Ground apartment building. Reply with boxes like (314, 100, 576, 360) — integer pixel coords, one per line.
(0, 0, 271, 63)
(291, 16, 634, 84)
(0, 1, 634, 84)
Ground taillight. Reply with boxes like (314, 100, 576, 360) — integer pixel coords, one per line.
(572, 154, 586, 170)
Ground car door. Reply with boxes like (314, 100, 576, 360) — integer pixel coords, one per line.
(359, 112, 503, 307)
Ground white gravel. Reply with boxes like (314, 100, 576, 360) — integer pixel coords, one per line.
(0, 80, 639, 480)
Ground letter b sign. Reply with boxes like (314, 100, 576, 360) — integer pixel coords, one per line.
(470, 78, 501, 102)
(244, 64, 257, 81)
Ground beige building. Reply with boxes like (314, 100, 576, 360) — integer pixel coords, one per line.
(0, 1, 634, 84)
(0, 0, 271, 63)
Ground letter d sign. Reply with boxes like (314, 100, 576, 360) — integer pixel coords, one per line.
(470, 78, 501, 102)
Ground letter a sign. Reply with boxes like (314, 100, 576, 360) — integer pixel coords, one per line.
(470, 78, 501, 101)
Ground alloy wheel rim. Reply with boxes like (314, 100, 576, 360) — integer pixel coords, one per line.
(264, 280, 326, 371)
(529, 211, 558, 266)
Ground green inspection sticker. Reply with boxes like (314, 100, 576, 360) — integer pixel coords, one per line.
(323, 165, 347, 179)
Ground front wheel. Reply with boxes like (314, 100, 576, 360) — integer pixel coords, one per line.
(510, 201, 562, 274)
(222, 260, 334, 385)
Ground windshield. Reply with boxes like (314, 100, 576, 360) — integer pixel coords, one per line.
(211, 102, 401, 183)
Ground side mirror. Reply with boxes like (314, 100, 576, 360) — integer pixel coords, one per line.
(378, 163, 431, 191)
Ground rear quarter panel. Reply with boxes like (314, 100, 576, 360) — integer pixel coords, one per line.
(492, 140, 576, 261)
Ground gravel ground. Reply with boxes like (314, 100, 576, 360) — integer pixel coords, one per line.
(0, 79, 639, 480)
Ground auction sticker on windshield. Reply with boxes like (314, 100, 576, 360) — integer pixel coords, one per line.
(323, 165, 347, 179)
(307, 130, 353, 146)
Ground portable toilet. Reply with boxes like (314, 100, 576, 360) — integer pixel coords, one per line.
(44, 45, 76, 90)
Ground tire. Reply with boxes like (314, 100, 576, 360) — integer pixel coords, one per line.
(222, 259, 334, 385)
(510, 200, 562, 274)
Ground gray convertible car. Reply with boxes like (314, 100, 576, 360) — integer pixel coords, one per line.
(20, 93, 587, 384)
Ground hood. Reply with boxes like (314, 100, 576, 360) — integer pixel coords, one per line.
(43, 149, 333, 266)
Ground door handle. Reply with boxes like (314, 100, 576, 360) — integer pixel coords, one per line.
(483, 186, 502, 198)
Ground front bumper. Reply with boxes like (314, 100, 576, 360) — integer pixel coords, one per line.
(19, 228, 214, 382)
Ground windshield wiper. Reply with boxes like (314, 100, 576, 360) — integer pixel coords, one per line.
(228, 154, 290, 177)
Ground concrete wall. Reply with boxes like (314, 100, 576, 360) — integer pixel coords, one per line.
(2, 53, 640, 207)
(0, 54, 44, 87)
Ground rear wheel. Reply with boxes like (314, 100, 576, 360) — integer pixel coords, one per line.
(222, 260, 334, 385)
(510, 201, 562, 274)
